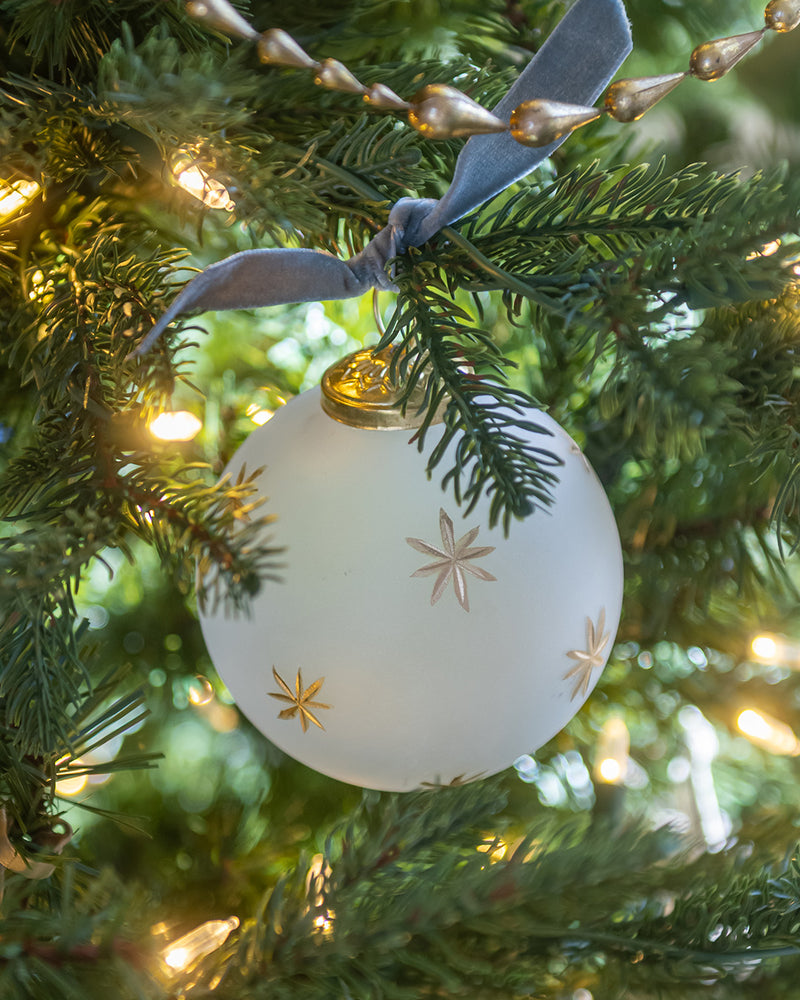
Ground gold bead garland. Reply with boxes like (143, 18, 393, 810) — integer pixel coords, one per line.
(188, 0, 800, 148)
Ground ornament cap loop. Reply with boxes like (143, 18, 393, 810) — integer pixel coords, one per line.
(320, 346, 444, 430)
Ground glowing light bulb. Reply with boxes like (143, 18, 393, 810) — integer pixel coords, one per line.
(162, 916, 239, 972)
(0, 178, 41, 220)
(597, 757, 622, 783)
(750, 633, 800, 668)
(737, 709, 800, 756)
(173, 155, 234, 211)
(148, 411, 202, 442)
(55, 771, 88, 797)
(313, 911, 335, 937)
(594, 716, 629, 785)
(751, 634, 779, 662)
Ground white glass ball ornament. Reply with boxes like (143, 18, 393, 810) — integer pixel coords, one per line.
(198, 349, 624, 791)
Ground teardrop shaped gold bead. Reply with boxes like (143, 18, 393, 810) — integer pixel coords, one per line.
(185, 0, 259, 40)
(257, 28, 318, 70)
(605, 72, 686, 123)
(765, 0, 800, 32)
(510, 99, 601, 147)
(364, 83, 411, 111)
(314, 58, 367, 95)
(689, 29, 765, 81)
(408, 84, 507, 139)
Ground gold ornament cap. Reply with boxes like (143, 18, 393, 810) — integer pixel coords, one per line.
(320, 346, 445, 430)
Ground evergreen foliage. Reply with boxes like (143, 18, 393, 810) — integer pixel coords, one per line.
(1, 0, 800, 995)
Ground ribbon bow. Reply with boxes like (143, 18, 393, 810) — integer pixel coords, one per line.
(136, 0, 631, 355)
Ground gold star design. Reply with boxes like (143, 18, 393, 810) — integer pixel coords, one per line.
(406, 508, 496, 612)
(564, 608, 611, 701)
(269, 667, 331, 733)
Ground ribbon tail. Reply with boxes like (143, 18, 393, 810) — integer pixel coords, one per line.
(133, 247, 371, 355)
(416, 0, 633, 242)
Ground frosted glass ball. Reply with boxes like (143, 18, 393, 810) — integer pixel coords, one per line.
(199, 386, 623, 791)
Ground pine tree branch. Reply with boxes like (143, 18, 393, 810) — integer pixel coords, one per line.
(382, 276, 563, 531)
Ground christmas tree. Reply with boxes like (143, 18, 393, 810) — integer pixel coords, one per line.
(3, 0, 800, 995)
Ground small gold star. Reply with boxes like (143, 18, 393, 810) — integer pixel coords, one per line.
(407, 508, 496, 612)
(269, 667, 331, 733)
(564, 608, 611, 701)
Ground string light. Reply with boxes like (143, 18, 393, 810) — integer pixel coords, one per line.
(55, 771, 89, 797)
(594, 716, 629, 785)
(312, 910, 335, 938)
(172, 154, 234, 211)
(750, 633, 800, 667)
(162, 916, 240, 972)
(0, 178, 40, 221)
(737, 708, 800, 756)
(148, 411, 202, 442)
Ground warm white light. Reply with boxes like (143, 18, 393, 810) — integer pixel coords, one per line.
(0, 178, 41, 220)
(149, 411, 202, 442)
(164, 946, 190, 970)
(174, 158, 234, 211)
(751, 635, 779, 662)
(162, 916, 239, 972)
(737, 709, 800, 756)
(55, 772, 88, 797)
(598, 757, 622, 783)
(313, 912, 335, 935)
(594, 716, 629, 785)
(750, 633, 800, 668)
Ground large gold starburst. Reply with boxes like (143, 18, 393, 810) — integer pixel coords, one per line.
(564, 608, 610, 701)
(269, 667, 331, 732)
(406, 508, 496, 612)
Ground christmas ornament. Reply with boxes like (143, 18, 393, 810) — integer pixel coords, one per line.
(198, 348, 623, 791)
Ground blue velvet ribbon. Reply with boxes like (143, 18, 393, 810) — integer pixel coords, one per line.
(136, 0, 631, 355)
